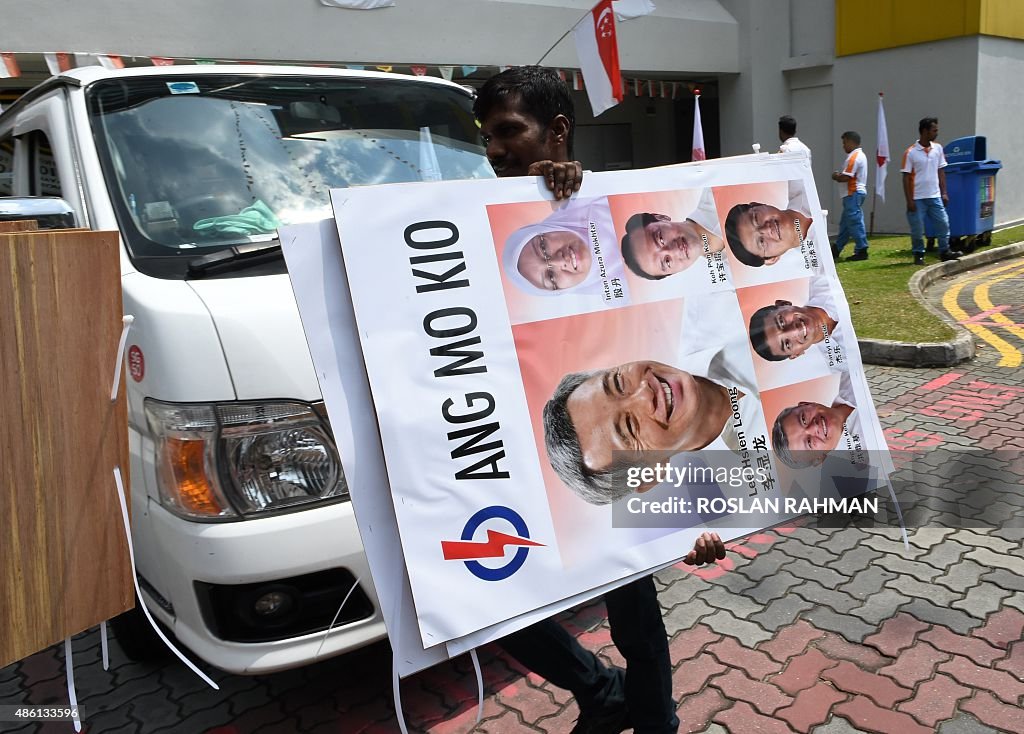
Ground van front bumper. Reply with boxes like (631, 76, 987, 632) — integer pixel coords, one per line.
(145, 498, 387, 674)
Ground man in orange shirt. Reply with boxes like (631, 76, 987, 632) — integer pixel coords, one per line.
(831, 131, 869, 261)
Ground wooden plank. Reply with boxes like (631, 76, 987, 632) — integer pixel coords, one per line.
(0, 220, 39, 232)
(0, 229, 133, 668)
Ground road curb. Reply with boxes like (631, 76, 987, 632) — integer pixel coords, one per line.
(858, 242, 1024, 367)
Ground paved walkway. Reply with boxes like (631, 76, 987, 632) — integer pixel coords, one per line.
(3, 258, 1024, 734)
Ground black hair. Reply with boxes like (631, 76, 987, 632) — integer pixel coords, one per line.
(772, 407, 812, 469)
(620, 213, 666, 280)
(841, 131, 861, 145)
(919, 117, 938, 133)
(724, 202, 765, 267)
(473, 66, 576, 157)
(749, 305, 786, 361)
(778, 115, 797, 137)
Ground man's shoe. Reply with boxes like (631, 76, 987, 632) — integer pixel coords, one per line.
(570, 703, 631, 734)
(830, 243, 840, 260)
(846, 250, 868, 262)
(914, 254, 926, 265)
(940, 249, 964, 262)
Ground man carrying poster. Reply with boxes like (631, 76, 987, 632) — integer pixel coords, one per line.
(476, 66, 724, 734)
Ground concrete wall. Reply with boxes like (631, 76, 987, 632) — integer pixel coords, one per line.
(976, 35, 1024, 227)
(0, 0, 738, 74)
(717, 0, 835, 214)
(832, 37, 980, 233)
(717, 0, 791, 155)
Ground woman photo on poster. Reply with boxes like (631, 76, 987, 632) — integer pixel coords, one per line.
(502, 197, 621, 297)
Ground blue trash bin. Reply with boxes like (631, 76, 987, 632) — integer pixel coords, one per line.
(925, 135, 1002, 251)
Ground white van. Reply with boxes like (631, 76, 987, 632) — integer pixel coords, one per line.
(0, 65, 492, 674)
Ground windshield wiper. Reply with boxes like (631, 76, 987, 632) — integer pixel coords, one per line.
(187, 240, 283, 277)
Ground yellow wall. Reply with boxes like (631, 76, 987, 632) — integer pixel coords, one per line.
(836, 0, 1024, 57)
(980, 0, 1024, 38)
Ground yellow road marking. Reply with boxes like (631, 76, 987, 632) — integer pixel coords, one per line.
(942, 261, 1024, 367)
(975, 264, 1024, 350)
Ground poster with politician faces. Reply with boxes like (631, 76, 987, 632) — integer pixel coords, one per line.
(491, 186, 733, 325)
(313, 154, 893, 655)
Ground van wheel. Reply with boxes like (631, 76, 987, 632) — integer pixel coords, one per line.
(109, 600, 171, 662)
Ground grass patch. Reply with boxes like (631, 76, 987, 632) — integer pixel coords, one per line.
(834, 225, 1024, 342)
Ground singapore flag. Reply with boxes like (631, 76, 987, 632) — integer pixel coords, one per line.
(573, 0, 623, 116)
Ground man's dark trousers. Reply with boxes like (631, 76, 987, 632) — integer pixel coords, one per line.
(498, 574, 678, 733)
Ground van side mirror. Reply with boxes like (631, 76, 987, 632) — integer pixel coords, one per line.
(0, 197, 79, 229)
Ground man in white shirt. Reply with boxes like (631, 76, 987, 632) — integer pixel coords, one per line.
(831, 131, 869, 261)
(778, 115, 811, 162)
(901, 117, 964, 265)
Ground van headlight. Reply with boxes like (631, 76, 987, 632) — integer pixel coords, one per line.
(145, 399, 348, 521)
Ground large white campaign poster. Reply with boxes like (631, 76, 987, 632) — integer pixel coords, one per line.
(326, 154, 893, 649)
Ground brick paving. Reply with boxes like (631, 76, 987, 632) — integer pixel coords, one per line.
(3, 258, 1024, 733)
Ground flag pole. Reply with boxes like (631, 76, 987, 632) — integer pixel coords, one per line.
(870, 192, 876, 237)
(536, 8, 594, 65)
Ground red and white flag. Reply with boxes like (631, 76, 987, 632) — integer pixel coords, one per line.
(0, 53, 20, 79)
(410, 65, 428, 76)
(98, 54, 125, 70)
(572, 0, 623, 116)
(44, 52, 74, 76)
(875, 92, 890, 202)
(612, 0, 655, 21)
(151, 57, 175, 66)
(692, 92, 706, 161)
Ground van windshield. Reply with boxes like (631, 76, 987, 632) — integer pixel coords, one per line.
(87, 74, 493, 277)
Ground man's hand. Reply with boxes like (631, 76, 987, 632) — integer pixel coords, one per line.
(941, 192, 949, 205)
(906, 200, 917, 213)
(682, 532, 726, 566)
(527, 160, 582, 200)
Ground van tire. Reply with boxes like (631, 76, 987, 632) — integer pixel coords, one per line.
(109, 600, 171, 662)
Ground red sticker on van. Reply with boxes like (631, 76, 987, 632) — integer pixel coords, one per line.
(128, 345, 145, 382)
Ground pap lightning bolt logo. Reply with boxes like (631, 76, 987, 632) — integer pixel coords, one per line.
(441, 529, 544, 560)
(442, 506, 544, 581)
